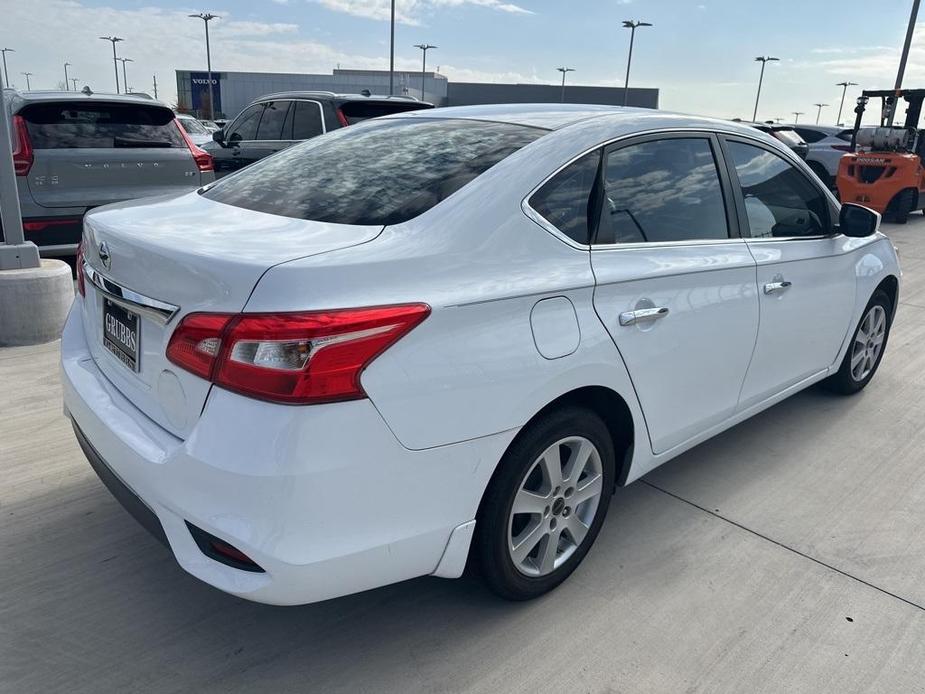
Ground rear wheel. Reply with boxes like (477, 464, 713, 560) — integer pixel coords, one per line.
(822, 290, 892, 395)
(476, 407, 615, 600)
(888, 189, 916, 224)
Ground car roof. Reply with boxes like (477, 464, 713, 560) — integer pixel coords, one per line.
(789, 124, 846, 134)
(4, 88, 167, 112)
(253, 90, 428, 104)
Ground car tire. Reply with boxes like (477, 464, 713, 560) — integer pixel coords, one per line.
(822, 290, 893, 395)
(889, 189, 916, 224)
(475, 406, 615, 601)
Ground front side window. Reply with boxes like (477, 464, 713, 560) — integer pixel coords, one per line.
(202, 118, 546, 226)
(726, 141, 829, 238)
(596, 138, 729, 244)
(255, 101, 290, 141)
(528, 151, 601, 244)
(227, 104, 264, 142)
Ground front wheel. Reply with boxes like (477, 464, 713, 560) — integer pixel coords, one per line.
(475, 407, 615, 601)
(822, 290, 892, 395)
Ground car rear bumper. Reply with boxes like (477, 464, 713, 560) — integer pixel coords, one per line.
(61, 300, 513, 605)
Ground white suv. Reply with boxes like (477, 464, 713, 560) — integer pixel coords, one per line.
(792, 124, 855, 187)
(62, 105, 899, 605)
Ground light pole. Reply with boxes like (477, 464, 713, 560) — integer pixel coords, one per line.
(389, 0, 395, 95)
(792, 111, 804, 123)
(814, 102, 828, 124)
(1, 48, 13, 88)
(189, 13, 218, 119)
(752, 56, 779, 121)
(556, 67, 575, 103)
(622, 20, 652, 106)
(64, 62, 71, 90)
(117, 58, 133, 93)
(21, 72, 32, 91)
(99, 36, 123, 93)
(70, 77, 79, 91)
(413, 43, 436, 100)
(836, 81, 858, 125)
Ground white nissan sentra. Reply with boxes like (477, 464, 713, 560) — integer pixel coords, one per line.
(62, 104, 900, 605)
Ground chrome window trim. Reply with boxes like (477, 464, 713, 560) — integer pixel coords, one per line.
(83, 261, 179, 326)
(522, 126, 787, 251)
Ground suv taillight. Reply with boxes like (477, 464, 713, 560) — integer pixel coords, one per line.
(166, 304, 430, 404)
(175, 119, 214, 172)
(11, 115, 33, 176)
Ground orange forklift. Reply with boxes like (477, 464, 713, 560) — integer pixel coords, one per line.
(837, 88, 925, 223)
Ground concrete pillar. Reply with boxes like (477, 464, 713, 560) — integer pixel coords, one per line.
(0, 260, 74, 346)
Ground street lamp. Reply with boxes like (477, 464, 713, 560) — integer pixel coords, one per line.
(117, 58, 133, 93)
(1, 48, 14, 88)
(21, 72, 32, 90)
(389, 0, 396, 95)
(189, 13, 218, 120)
(556, 67, 575, 103)
(752, 56, 779, 121)
(836, 81, 859, 125)
(70, 77, 79, 91)
(413, 44, 437, 100)
(814, 103, 829, 124)
(621, 20, 652, 106)
(64, 62, 71, 91)
(99, 36, 123, 93)
(792, 111, 804, 123)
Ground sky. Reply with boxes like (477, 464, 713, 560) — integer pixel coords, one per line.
(3, 0, 925, 124)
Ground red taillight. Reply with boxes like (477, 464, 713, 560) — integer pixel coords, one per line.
(11, 115, 33, 176)
(335, 107, 349, 128)
(76, 238, 86, 297)
(22, 217, 82, 233)
(175, 119, 214, 173)
(166, 304, 430, 404)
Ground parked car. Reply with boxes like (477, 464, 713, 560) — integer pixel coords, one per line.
(203, 91, 434, 176)
(175, 112, 215, 146)
(64, 105, 899, 606)
(735, 120, 809, 159)
(2, 89, 214, 259)
(791, 124, 855, 187)
(198, 119, 222, 133)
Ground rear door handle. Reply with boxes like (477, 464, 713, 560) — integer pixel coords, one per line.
(763, 281, 793, 295)
(619, 306, 669, 326)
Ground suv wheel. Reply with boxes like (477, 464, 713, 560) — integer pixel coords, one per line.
(476, 407, 615, 600)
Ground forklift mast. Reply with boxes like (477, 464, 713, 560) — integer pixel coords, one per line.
(850, 88, 925, 151)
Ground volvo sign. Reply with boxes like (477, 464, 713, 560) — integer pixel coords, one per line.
(190, 71, 222, 117)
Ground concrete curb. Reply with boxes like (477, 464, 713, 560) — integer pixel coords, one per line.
(0, 259, 74, 346)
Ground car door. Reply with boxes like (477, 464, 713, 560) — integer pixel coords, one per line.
(212, 102, 265, 174)
(589, 133, 760, 455)
(721, 136, 856, 409)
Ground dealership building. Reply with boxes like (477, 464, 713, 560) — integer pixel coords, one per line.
(175, 68, 659, 121)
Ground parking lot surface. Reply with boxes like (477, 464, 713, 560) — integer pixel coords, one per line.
(3, 220, 925, 693)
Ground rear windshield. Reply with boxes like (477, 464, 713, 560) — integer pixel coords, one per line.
(338, 100, 433, 125)
(772, 129, 804, 147)
(202, 118, 546, 225)
(179, 116, 209, 135)
(21, 102, 186, 149)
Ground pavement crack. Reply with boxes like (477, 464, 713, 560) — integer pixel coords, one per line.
(641, 479, 925, 614)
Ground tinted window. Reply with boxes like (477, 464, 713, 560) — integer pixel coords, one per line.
(292, 101, 324, 140)
(255, 101, 290, 141)
(203, 118, 545, 225)
(227, 104, 263, 142)
(794, 127, 826, 143)
(529, 151, 601, 244)
(596, 138, 728, 244)
(338, 101, 432, 125)
(179, 116, 209, 135)
(22, 102, 186, 149)
(727, 141, 829, 238)
(837, 129, 854, 142)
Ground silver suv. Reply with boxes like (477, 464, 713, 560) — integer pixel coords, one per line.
(4, 89, 215, 259)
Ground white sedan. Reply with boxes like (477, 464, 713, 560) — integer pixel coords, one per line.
(62, 104, 900, 605)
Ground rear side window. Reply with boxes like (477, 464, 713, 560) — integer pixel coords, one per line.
(794, 128, 825, 143)
(291, 101, 324, 140)
(596, 138, 729, 244)
(529, 151, 601, 244)
(202, 118, 545, 225)
(338, 101, 432, 125)
(837, 129, 854, 142)
(21, 102, 186, 149)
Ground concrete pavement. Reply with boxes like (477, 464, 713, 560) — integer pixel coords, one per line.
(3, 220, 925, 693)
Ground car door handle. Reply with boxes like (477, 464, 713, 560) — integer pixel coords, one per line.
(763, 281, 793, 295)
(619, 307, 669, 326)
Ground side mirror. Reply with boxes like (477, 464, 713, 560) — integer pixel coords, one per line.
(839, 203, 880, 238)
(212, 129, 226, 147)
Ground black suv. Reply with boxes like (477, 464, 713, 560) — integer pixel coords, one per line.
(204, 91, 434, 176)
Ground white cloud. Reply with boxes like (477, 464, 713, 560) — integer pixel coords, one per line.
(314, 0, 533, 25)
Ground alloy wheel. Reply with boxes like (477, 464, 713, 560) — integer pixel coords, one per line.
(850, 304, 887, 382)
